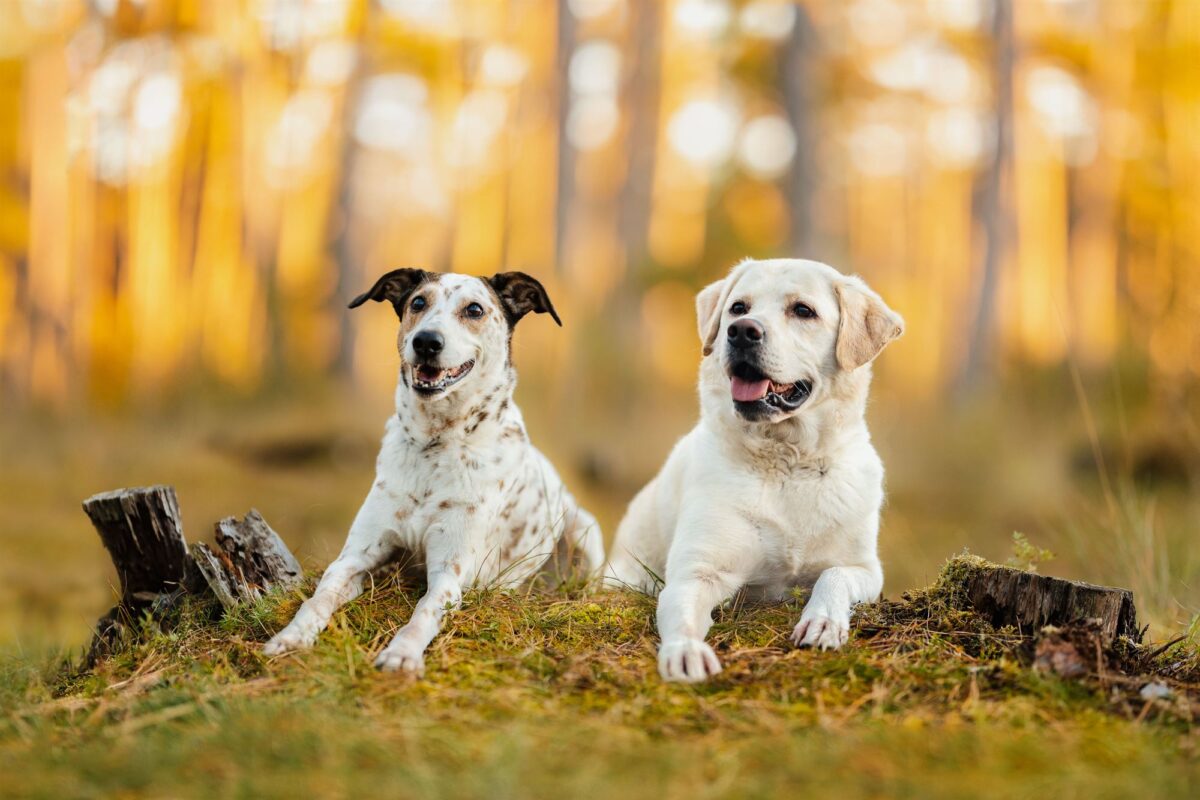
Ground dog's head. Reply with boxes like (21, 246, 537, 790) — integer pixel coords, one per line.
(349, 269, 560, 402)
(695, 259, 903, 423)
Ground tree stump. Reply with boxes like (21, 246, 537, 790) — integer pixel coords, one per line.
(191, 510, 302, 609)
(961, 563, 1140, 645)
(82, 486, 302, 663)
(82, 486, 197, 662)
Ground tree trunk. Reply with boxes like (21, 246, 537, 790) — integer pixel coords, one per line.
(781, 4, 816, 256)
(553, 0, 576, 272)
(957, 0, 1014, 394)
(618, 0, 662, 270)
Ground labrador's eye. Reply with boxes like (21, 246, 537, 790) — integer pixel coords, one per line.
(411, 296, 427, 312)
(464, 302, 484, 319)
(793, 302, 817, 319)
(730, 301, 748, 316)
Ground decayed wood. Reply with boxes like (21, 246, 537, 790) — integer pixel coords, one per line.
(82, 486, 192, 605)
(81, 486, 196, 662)
(962, 564, 1140, 645)
(191, 509, 302, 609)
(82, 486, 303, 662)
(216, 509, 302, 590)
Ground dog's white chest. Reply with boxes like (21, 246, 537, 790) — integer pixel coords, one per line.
(746, 459, 880, 589)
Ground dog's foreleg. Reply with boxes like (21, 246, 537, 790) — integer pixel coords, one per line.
(655, 570, 741, 683)
(374, 526, 472, 676)
(565, 506, 605, 579)
(262, 550, 380, 655)
(791, 562, 883, 650)
(264, 493, 396, 656)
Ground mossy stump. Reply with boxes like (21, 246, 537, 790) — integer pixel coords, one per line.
(937, 556, 1140, 644)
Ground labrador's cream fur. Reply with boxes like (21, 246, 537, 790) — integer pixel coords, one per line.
(605, 258, 904, 682)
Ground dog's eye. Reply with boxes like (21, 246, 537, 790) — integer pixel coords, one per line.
(793, 302, 817, 319)
(464, 302, 484, 319)
(411, 296, 427, 312)
(729, 301, 748, 316)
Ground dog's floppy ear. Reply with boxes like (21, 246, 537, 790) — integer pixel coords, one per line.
(486, 272, 562, 327)
(696, 278, 732, 357)
(834, 276, 904, 370)
(348, 268, 432, 317)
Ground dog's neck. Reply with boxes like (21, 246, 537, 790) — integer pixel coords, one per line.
(393, 363, 520, 447)
(704, 362, 873, 477)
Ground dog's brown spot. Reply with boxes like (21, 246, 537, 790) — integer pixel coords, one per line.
(465, 409, 490, 435)
(466, 505, 477, 515)
(452, 562, 461, 576)
(498, 495, 519, 521)
(375, 480, 387, 490)
(500, 425, 524, 441)
(438, 499, 452, 510)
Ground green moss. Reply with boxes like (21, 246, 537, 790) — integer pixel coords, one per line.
(3, 556, 1197, 797)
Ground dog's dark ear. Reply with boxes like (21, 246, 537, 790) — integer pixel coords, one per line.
(348, 269, 432, 318)
(486, 272, 562, 328)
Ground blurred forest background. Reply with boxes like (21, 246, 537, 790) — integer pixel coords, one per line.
(0, 0, 1197, 651)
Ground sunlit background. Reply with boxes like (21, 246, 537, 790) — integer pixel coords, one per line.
(1, 0, 1197, 650)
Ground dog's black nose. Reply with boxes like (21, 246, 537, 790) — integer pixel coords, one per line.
(727, 318, 765, 349)
(412, 330, 445, 359)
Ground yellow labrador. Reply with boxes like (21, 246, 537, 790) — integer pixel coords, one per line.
(605, 258, 904, 682)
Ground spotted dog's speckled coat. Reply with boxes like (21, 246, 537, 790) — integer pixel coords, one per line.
(265, 269, 604, 675)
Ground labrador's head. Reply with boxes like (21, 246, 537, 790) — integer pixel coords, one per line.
(349, 269, 560, 401)
(695, 259, 903, 422)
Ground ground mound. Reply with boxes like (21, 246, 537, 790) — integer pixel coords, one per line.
(3, 557, 1197, 797)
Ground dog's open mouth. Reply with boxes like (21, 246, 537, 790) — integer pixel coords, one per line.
(411, 360, 474, 395)
(728, 362, 812, 415)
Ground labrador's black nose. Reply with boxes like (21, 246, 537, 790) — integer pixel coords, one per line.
(412, 330, 445, 359)
(727, 318, 765, 349)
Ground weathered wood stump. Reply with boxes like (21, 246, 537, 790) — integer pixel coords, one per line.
(83, 486, 193, 602)
(960, 562, 1140, 645)
(82, 486, 302, 663)
(82, 486, 197, 662)
(191, 510, 302, 609)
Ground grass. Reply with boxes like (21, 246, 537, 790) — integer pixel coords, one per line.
(2, 557, 1197, 799)
(1, 379, 1197, 797)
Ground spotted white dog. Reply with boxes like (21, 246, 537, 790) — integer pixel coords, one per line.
(264, 269, 604, 675)
(606, 258, 904, 682)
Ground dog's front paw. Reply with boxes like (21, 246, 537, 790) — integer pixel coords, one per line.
(263, 624, 318, 656)
(791, 613, 849, 650)
(658, 638, 722, 683)
(375, 641, 426, 676)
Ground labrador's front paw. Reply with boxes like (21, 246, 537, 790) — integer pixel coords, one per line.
(658, 638, 722, 683)
(791, 613, 849, 650)
(375, 640, 426, 676)
(263, 624, 318, 656)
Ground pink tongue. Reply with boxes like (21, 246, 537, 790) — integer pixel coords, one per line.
(731, 377, 770, 402)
